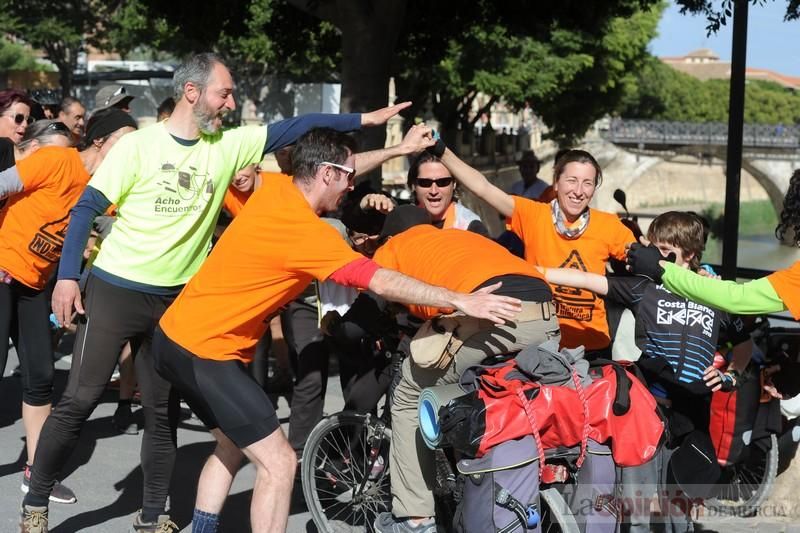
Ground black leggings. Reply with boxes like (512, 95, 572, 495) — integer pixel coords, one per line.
(26, 274, 180, 513)
(0, 281, 54, 406)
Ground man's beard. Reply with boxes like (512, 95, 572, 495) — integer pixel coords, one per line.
(193, 99, 227, 135)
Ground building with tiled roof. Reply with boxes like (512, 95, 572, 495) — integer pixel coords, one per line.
(660, 49, 800, 90)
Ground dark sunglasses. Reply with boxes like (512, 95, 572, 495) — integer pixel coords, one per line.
(5, 113, 33, 126)
(415, 177, 454, 188)
(46, 121, 71, 134)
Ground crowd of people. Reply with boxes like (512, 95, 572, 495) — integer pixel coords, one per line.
(0, 52, 799, 533)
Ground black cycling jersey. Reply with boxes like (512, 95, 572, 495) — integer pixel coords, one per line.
(605, 275, 748, 397)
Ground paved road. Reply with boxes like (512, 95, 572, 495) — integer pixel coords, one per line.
(2, 346, 798, 532)
(1, 346, 336, 532)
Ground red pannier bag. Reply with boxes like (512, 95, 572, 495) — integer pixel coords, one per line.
(708, 363, 762, 466)
(438, 359, 663, 467)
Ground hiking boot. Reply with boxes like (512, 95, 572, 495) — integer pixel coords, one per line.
(113, 405, 139, 435)
(131, 511, 179, 533)
(20, 505, 48, 533)
(374, 513, 437, 533)
(21, 466, 77, 504)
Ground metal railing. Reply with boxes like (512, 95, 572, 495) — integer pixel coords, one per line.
(602, 119, 800, 150)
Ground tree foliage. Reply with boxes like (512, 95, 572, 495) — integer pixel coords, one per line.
(676, 0, 800, 33)
(392, 0, 665, 144)
(0, 37, 48, 72)
(0, 0, 123, 95)
(618, 56, 800, 124)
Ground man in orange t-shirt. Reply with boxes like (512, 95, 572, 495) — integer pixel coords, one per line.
(152, 127, 522, 531)
(370, 206, 560, 529)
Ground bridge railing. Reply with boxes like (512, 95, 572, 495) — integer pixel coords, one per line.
(603, 118, 800, 149)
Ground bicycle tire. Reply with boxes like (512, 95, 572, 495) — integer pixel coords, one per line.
(539, 487, 581, 533)
(706, 433, 778, 516)
(301, 411, 392, 532)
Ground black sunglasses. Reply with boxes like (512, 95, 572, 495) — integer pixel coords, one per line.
(5, 113, 33, 126)
(415, 177, 454, 188)
(46, 121, 71, 134)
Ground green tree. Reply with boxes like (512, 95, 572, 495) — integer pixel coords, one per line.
(618, 58, 800, 124)
(0, 36, 47, 72)
(675, 0, 800, 33)
(0, 0, 123, 95)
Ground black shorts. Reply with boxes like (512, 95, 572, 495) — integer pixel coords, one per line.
(153, 327, 280, 448)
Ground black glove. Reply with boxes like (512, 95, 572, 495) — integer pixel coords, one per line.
(627, 243, 674, 283)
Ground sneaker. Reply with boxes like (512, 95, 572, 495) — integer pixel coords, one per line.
(131, 511, 179, 533)
(21, 466, 77, 504)
(113, 405, 139, 435)
(374, 512, 437, 533)
(20, 505, 48, 533)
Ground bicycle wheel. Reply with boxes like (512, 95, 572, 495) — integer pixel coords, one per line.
(706, 433, 778, 516)
(301, 411, 392, 532)
(539, 487, 580, 533)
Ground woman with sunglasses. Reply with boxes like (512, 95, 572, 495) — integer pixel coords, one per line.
(429, 142, 635, 357)
(408, 151, 489, 235)
(0, 89, 34, 146)
(0, 110, 137, 507)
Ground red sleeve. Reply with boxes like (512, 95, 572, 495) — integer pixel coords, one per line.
(329, 257, 381, 289)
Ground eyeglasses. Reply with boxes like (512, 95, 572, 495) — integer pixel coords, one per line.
(320, 161, 356, 183)
(348, 231, 379, 246)
(4, 113, 33, 126)
(415, 177, 454, 188)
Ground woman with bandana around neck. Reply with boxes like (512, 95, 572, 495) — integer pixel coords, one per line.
(430, 141, 635, 357)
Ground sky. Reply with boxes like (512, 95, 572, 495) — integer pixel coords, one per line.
(649, 0, 800, 77)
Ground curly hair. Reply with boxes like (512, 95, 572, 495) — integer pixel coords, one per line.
(775, 169, 800, 246)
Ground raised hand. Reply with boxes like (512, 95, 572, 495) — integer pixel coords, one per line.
(361, 101, 412, 126)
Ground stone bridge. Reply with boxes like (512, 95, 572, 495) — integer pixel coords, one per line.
(600, 119, 800, 218)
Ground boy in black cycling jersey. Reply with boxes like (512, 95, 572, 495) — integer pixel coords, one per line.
(541, 211, 752, 533)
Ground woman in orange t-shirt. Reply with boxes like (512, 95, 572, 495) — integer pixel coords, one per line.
(435, 143, 635, 355)
(0, 111, 136, 502)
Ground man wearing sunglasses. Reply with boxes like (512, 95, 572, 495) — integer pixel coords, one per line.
(151, 127, 522, 533)
(26, 52, 415, 533)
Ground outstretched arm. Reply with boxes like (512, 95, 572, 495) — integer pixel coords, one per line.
(0, 166, 23, 200)
(661, 262, 786, 315)
(263, 101, 413, 154)
(368, 269, 521, 324)
(539, 267, 609, 296)
(439, 147, 515, 217)
(354, 123, 435, 177)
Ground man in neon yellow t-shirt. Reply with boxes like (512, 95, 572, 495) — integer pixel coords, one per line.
(22, 52, 412, 533)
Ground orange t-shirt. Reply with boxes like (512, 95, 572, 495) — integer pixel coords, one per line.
(221, 171, 287, 217)
(159, 174, 361, 363)
(509, 197, 634, 350)
(222, 187, 250, 217)
(372, 224, 544, 320)
(767, 261, 800, 319)
(0, 146, 90, 290)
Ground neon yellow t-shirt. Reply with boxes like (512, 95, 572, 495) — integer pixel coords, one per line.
(89, 122, 267, 286)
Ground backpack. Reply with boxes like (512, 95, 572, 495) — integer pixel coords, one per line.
(453, 437, 618, 533)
